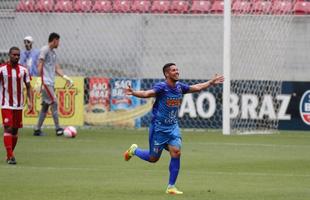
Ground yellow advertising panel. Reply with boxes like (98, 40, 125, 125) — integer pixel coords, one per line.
(23, 77, 84, 126)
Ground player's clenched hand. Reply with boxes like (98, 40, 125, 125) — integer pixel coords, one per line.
(125, 84, 134, 95)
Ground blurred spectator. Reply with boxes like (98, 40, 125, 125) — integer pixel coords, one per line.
(0, 59, 5, 64)
(19, 36, 40, 76)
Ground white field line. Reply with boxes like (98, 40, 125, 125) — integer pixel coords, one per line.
(20, 138, 310, 148)
(184, 142, 310, 148)
(1, 165, 310, 178)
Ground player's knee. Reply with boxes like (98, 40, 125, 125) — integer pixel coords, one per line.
(4, 126, 13, 134)
(41, 102, 49, 112)
(149, 156, 159, 163)
(51, 102, 58, 112)
(171, 150, 181, 158)
(12, 128, 18, 135)
(51, 101, 58, 107)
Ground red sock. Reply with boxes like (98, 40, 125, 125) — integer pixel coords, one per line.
(12, 134, 18, 151)
(3, 133, 13, 159)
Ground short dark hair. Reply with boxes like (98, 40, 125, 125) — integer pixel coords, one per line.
(9, 46, 20, 54)
(48, 32, 60, 43)
(162, 63, 176, 77)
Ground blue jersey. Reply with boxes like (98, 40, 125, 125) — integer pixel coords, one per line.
(19, 49, 40, 76)
(152, 81, 190, 127)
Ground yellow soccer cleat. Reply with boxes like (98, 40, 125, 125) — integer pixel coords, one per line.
(124, 144, 138, 161)
(166, 186, 183, 195)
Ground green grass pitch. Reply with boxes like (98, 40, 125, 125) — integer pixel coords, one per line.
(0, 128, 310, 200)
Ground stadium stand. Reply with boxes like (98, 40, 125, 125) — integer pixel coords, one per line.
(74, 0, 93, 12)
(151, 0, 171, 13)
(12, 0, 308, 15)
(190, 0, 211, 13)
(271, 0, 293, 14)
(252, 0, 272, 14)
(113, 0, 131, 13)
(54, 0, 74, 12)
(131, 0, 151, 13)
(92, 0, 112, 12)
(16, 0, 35, 12)
(35, 0, 54, 12)
(293, 1, 310, 14)
(232, 0, 252, 14)
(169, 0, 190, 13)
(210, 0, 224, 13)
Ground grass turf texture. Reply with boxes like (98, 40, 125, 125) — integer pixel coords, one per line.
(0, 128, 309, 200)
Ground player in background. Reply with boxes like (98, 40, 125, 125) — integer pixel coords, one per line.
(19, 36, 40, 76)
(33, 32, 73, 136)
(1, 47, 33, 164)
(124, 63, 224, 194)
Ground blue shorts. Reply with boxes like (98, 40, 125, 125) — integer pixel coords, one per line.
(148, 122, 182, 158)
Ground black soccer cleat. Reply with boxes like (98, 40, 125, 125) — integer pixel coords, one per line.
(56, 128, 64, 136)
(33, 129, 46, 136)
(7, 157, 17, 165)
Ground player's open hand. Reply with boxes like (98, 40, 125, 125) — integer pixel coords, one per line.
(212, 74, 224, 85)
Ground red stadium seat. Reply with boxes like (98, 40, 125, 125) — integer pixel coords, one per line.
(35, 0, 54, 12)
(169, 0, 190, 13)
(232, 0, 251, 14)
(271, 0, 293, 14)
(293, 1, 310, 15)
(92, 0, 112, 12)
(151, 0, 171, 13)
(16, 0, 35, 12)
(190, 0, 211, 13)
(74, 0, 93, 12)
(252, 0, 272, 14)
(113, 0, 131, 13)
(131, 0, 151, 13)
(210, 0, 224, 14)
(54, 0, 73, 12)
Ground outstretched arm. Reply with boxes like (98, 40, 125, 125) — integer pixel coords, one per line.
(125, 85, 156, 98)
(188, 74, 224, 93)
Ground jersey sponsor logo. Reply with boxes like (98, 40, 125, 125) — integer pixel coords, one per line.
(299, 90, 310, 126)
(166, 98, 181, 107)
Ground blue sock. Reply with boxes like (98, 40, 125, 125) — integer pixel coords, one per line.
(135, 148, 150, 162)
(169, 157, 180, 186)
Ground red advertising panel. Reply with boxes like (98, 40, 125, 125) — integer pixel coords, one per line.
(88, 77, 110, 112)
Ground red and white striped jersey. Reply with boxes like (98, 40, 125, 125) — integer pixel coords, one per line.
(0, 63, 31, 110)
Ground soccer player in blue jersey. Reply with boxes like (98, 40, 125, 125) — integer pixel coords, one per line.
(124, 63, 224, 194)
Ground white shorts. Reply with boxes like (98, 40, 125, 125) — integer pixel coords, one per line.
(41, 84, 56, 105)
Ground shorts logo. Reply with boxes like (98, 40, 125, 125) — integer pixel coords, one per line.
(153, 147, 159, 154)
(299, 90, 310, 126)
(4, 118, 9, 123)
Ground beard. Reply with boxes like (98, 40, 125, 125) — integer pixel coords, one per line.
(172, 77, 178, 82)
